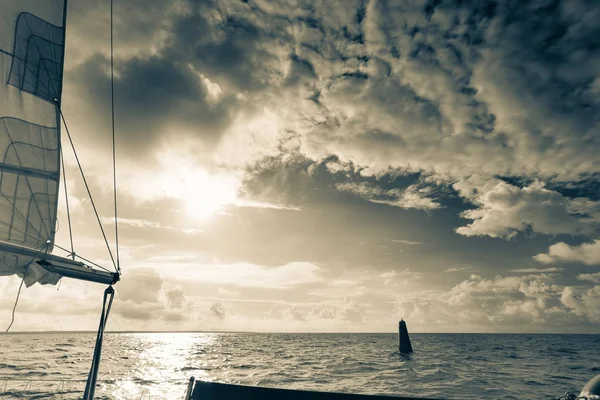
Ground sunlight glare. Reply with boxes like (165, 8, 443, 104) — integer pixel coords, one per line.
(175, 168, 239, 220)
(136, 152, 241, 221)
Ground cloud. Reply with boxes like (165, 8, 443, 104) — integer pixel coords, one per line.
(534, 240, 600, 265)
(115, 300, 163, 321)
(511, 267, 562, 274)
(166, 286, 186, 308)
(288, 0, 600, 183)
(209, 302, 226, 319)
(61, 0, 600, 247)
(101, 217, 203, 234)
(455, 180, 590, 239)
(217, 287, 240, 297)
(445, 265, 478, 273)
(170, 261, 325, 289)
(233, 199, 302, 211)
(394, 273, 600, 328)
(337, 182, 441, 211)
(265, 298, 368, 325)
(331, 298, 367, 323)
(560, 286, 600, 323)
(30, 0, 600, 334)
(392, 240, 422, 245)
(168, 0, 290, 94)
(379, 269, 419, 286)
(577, 272, 600, 284)
(112, 268, 190, 324)
(68, 54, 239, 154)
(118, 268, 162, 304)
(66, 0, 182, 64)
(370, 185, 442, 210)
(469, 0, 600, 182)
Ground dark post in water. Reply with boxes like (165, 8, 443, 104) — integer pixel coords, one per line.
(398, 319, 413, 354)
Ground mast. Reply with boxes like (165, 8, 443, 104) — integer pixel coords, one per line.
(42, 0, 120, 286)
(52, 0, 68, 249)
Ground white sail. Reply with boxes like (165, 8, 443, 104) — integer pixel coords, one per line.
(0, 1, 67, 286)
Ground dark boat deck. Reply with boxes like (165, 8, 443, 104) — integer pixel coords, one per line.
(189, 380, 442, 400)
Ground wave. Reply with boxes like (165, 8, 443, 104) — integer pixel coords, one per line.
(1, 332, 597, 400)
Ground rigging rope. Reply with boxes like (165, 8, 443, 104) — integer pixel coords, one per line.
(4, 242, 52, 332)
(4, 277, 24, 332)
(60, 151, 75, 260)
(110, 0, 120, 275)
(60, 111, 117, 272)
(53, 244, 112, 273)
(83, 286, 115, 400)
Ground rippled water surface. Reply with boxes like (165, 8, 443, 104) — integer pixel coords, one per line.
(0, 332, 598, 399)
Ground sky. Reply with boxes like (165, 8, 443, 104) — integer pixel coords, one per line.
(1, 0, 600, 333)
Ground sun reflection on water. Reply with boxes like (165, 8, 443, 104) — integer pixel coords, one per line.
(99, 333, 218, 399)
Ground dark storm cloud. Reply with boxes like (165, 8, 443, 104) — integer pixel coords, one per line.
(168, 0, 286, 93)
(469, 0, 600, 178)
(68, 54, 238, 152)
(67, 0, 181, 53)
(232, 155, 569, 280)
(65, 0, 600, 241)
(67, 0, 600, 173)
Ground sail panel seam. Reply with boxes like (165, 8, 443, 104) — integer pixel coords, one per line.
(1, 119, 54, 242)
(0, 161, 59, 180)
(8, 13, 64, 104)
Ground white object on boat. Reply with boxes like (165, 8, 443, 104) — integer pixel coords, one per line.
(580, 374, 600, 400)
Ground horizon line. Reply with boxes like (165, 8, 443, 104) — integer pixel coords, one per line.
(1, 330, 598, 335)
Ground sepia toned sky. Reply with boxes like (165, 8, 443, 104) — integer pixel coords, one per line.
(1, 0, 599, 333)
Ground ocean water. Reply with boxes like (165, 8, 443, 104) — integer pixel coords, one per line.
(0, 332, 598, 399)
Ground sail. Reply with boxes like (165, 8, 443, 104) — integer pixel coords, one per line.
(0, 1, 66, 286)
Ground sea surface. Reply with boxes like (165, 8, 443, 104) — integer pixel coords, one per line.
(0, 332, 598, 399)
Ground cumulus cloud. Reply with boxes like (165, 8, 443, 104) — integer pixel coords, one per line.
(118, 268, 163, 304)
(166, 286, 186, 308)
(325, 298, 367, 323)
(209, 302, 226, 319)
(394, 273, 600, 328)
(116, 300, 163, 321)
(265, 298, 368, 325)
(534, 240, 600, 265)
(560, 286, 600, 323)
(455, 180, 590, 238)
(112, 268, 190, 323)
